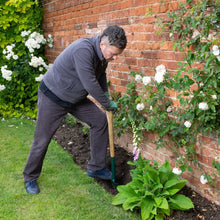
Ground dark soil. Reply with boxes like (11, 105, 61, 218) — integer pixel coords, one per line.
(53, 120, 220, 220)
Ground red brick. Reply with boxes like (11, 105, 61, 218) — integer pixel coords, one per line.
(125, 58, 137, 65)
(115, 85, 127, 93)
(110, 78, 121, 85)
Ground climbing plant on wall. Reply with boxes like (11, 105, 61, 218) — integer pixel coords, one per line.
(114, 0, 220, 183)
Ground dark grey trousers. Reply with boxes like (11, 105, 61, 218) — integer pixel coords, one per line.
(23, 90, 108, 182)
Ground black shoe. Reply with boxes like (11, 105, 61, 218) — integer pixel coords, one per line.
(25, 180, 40, 194)
(87, 168, 112, 180)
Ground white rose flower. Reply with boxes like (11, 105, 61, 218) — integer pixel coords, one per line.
(172, 167, 182, 175)
(212, 45, 220, 56)
(1, 66, 12, 81)
(149, 106, 153, 111)
(6, 54, 11, 60)
(155, 64, 166, 74)
(6, 45, 13, 52)
(13, 55, 18, 60)
(135, 74, 142, 83)
(25, 32, 46, 52)
(29, 56, 46, 68)
(35, 74, 44, 82)
(166, 106, 172, 113)
(211, 95, 217, 99)
(200, 175, 208, 184)
(192, 30, 200, 39)
(199, 102, 209, 110)
(0, 84, 6, 91)
(155, 72, 164, 83)
(142, 76, 151, 85)
(136, 103, 145, 111)
(21, 30, 31, 37)
(2, 70, 12, 81)
(184, 121, 192, 128)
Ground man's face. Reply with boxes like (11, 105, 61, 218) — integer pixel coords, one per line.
(100, 41, 124, 62)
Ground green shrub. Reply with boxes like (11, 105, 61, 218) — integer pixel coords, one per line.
(112, 158, 194, 220)
(0, 0, 53, 118)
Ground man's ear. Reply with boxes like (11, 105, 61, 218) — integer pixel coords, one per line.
(100, 41, 105, 48)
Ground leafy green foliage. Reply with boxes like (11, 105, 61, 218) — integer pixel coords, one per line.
(65, 114, 90, 135)
(114, 0, 220, 184)
(0, 0, 49, 118)
(112, 159, 194, 220)
(0, 0, 43, 48)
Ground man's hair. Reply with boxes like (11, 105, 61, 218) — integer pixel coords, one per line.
(101, 25, 127, 49)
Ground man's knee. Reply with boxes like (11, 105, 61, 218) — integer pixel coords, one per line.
(93, 111, 108, 129)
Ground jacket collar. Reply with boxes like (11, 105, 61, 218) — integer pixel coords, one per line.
(94, 35, 105, 62)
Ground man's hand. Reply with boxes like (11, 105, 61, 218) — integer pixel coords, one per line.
(105, 100, 117, 113)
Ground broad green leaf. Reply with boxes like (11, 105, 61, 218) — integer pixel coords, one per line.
(160, 198, 169, 210)
(145, 167, 160, 184)
(169, 194, 194, 210)
(141, 197, 154, 220)
(152, 183, 163, 193)
(159, 207, 170, 216)
(158, 161, 171, 184)
(164, 179, 187, 195)
(154, 197, 169, 210)
(155, 214, 164, 220)
(151, 207, 157, 215)
(145, 190, 154, 196)
(122, 197, 141, 211)
(117, 185, 137, 198)
(112, 193, 127, 205)
(154, 197, 163, 206)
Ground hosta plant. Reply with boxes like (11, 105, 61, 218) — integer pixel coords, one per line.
(112, 158, 194, 220)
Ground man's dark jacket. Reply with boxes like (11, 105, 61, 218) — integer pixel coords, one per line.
(42, 35, 110, 108)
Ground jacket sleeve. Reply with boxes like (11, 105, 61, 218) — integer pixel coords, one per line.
(73, 48, 110, 107)
(98, 72, 108, 93)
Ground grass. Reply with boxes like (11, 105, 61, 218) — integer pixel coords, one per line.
(0, 117, 140, 220)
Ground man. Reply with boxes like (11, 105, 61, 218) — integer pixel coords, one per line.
(23, 25, 127, 194)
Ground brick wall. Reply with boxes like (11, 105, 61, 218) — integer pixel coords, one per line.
(41, 0, 220, 204)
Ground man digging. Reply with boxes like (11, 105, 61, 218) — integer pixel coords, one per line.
(23, 25, 127, 194)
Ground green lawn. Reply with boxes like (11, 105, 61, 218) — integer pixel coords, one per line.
(0, 117, 140, 220)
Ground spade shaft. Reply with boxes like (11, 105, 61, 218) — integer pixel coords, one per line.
(106, 111, 118, 187)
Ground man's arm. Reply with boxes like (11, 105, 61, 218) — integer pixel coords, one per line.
(74, 48, 110, 107)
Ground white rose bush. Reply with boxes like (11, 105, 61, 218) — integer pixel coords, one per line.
(0, 1, 54, 118)
(114, 0, 219, 188)
(0, 30, 53, 118)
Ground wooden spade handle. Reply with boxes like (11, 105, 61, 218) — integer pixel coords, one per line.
(106, 111, 114, 157)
